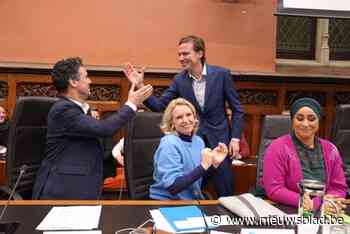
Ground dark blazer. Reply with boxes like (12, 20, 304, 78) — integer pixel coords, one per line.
(32, 97, 135, 199)
(144, 64, 244, 147)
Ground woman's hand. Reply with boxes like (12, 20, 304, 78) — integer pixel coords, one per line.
(201, 148, 213, 170)
(323, 194, 347, 215)
(303, 192, 313, 212)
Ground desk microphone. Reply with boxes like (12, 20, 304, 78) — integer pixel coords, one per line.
(0, 164, 27, 234)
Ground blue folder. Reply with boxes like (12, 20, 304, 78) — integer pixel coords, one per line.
(159, 205, 211, 232)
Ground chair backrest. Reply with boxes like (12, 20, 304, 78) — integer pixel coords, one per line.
(7, 96, 57, 199)
(255, 114, 291, 196)
(124, 112, 163, 199)
(331, 104, 350, 190)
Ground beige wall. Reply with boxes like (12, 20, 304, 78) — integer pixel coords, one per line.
(0, 0, 277, 72)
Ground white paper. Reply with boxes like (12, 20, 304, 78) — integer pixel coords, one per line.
(149, 209, 175, 233)
(187, 216, 217, 228)
(284, 0, 350, 11)
(232, 159, 245, 165)
(322, 225, 350, 234)
(241, 229, 294, 234)
(37, 206, 102, 231)
(174, 220, 192, 229)
(44, 231, 101, 234)
(297, 224, 319, 234)
(210, 231, 231, 234)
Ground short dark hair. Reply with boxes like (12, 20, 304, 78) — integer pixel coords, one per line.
(51, 57, 83, 92)
(178, 35, 206, 64)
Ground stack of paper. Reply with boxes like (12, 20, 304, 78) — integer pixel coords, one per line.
(44, 232, 101, 234)
(36, 206, 102, 231)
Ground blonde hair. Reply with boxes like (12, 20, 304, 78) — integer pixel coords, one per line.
(160, 98, 199, 135)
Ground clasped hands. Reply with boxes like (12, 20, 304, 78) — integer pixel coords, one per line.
(201, 143, 228, 170)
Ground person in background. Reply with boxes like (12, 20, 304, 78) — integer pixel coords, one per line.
(150, 98, 228, 200)
(32, 57, 153, 199)
(262, 98, 347, 212)
(110, 108, 146, 167)
(0, 106, 10, 156)
(112, 137, 124, 166)
(125, 35, 244, 197)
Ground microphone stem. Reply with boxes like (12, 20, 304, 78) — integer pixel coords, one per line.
(0, 170, 25, 221)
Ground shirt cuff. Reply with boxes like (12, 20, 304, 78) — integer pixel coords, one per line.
(125, 101, 137, 111)
(231, 138, 240, 142)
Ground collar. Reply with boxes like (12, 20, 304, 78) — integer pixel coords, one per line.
(178, 133, 193, 142)
(189, 63, 207, 81)
(291, 131, 318, 151)
(68, 98, 90, 114)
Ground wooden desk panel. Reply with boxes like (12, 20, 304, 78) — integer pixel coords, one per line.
(233, 162, 257, 195)
(204, 160, 257, 198)
(0, 160, 6, 185)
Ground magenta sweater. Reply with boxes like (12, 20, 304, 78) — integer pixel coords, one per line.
(262, 134, 347, 209)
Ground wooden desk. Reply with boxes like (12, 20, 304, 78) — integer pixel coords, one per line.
(0, 160, 6, 185)
(204, 158, 257, 198)
(0, 200, 296, 234)
(232, 158, 257, 195)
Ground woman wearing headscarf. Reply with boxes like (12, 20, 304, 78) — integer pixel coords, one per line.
(150, 98, 228, 200)
(262, 98, 347, 211)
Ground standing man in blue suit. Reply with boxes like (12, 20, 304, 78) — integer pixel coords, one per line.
(124, 35, 244, 197)
(32, 57, 153, 199)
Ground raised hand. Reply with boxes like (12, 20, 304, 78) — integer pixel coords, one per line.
(123, 63, 145, 89)
(201, 148, 213, 170)
(127, 83, 153, 107)
(212, 143, 228, 168)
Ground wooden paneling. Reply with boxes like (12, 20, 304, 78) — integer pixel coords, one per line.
(1, 68, 350, 158)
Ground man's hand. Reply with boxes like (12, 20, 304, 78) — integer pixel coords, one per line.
(123, 63, 145, 89)
(229, 139, 241, 159)
(212, 143, 228, 168)
(127, 83, 153, 107)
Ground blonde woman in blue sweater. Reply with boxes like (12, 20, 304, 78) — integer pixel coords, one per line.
(150, 98, 228, 200)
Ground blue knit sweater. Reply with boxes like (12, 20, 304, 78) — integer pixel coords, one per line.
(150, 134, 206, 200)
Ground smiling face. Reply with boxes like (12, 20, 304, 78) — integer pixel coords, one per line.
(171, 104, 197, 136)
(293, 106, 319, 143)
(178, 42, 203, 71)
(0, 107, 6, 124)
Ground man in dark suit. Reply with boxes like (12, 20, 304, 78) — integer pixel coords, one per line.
(32, 57, 152, 199)
(124, 35, 244, 196)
